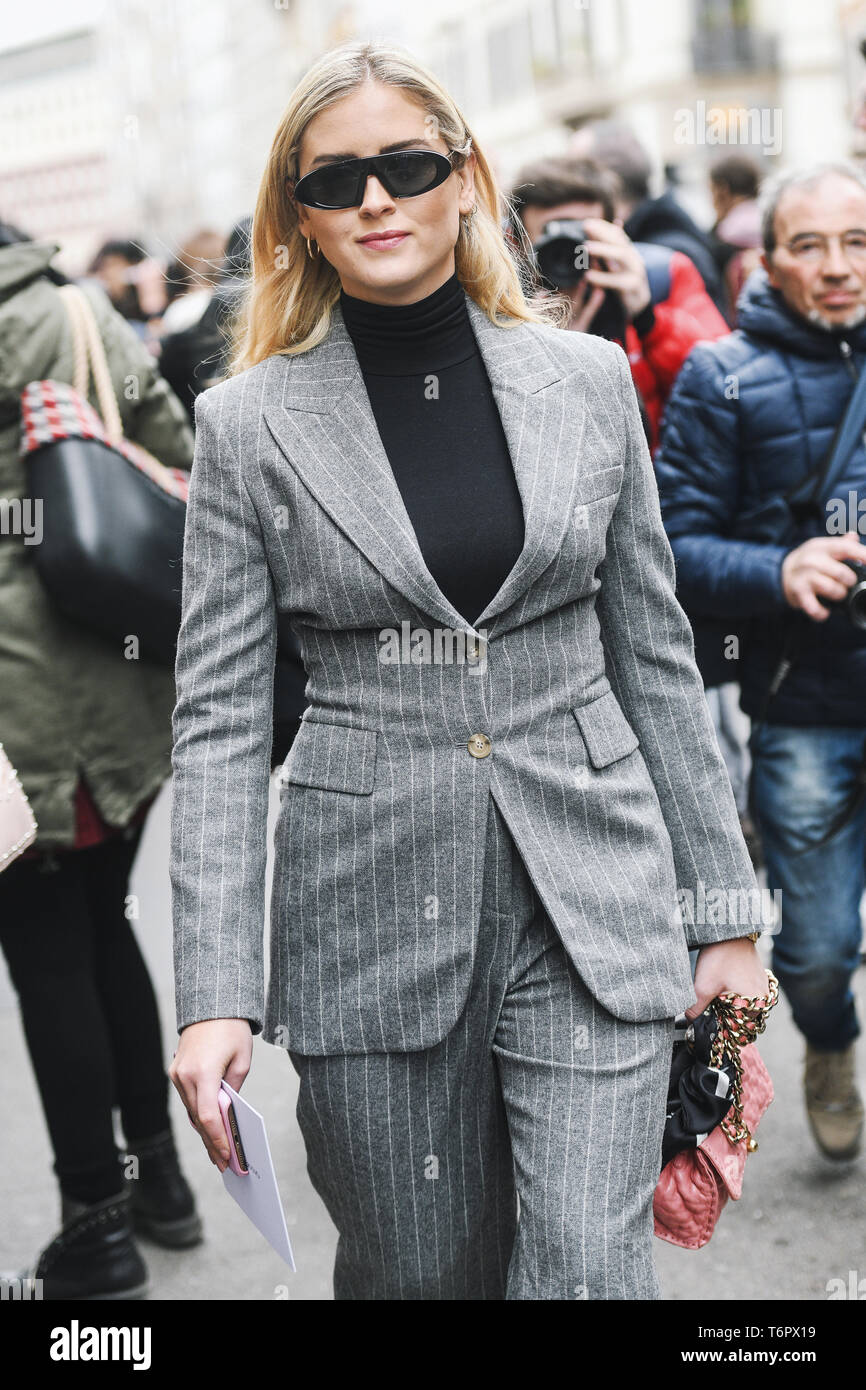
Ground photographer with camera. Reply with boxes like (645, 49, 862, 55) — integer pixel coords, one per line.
(570, 120, 728, 317)
(510, 156, 728, 453)
(655, 162, 866, 1162)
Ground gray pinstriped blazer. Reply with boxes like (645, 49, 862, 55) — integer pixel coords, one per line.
(169, 291, 759, 1055)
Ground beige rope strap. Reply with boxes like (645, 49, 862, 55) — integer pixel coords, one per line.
(57, 284, 123, 442)
(57, 284, 89, 401)
(53, 284, 184, 494)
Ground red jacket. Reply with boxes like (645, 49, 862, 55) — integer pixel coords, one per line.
(623, 249, 729, 454)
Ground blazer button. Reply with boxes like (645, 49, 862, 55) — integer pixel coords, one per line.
(468, 733, 492, 758)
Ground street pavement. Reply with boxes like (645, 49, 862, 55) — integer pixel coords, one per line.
(2, 777, 864, 1301)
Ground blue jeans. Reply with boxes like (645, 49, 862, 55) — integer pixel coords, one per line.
(749, 723, 865, 1051)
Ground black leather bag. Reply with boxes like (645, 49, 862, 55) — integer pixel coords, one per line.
(21, 284, 307, 763)
(28, 431, 190, 666)
(21, 286, 191, 665)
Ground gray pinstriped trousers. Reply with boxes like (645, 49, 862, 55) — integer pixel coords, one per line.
(288, 795, 674, 1300)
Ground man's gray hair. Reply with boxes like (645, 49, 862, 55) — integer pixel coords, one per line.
(760, 160, 866, 256)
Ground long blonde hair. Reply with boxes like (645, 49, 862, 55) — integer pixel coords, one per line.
(228, 39, 568, 375)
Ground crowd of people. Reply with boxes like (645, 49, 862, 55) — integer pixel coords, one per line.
(0, 100, 864, 1299)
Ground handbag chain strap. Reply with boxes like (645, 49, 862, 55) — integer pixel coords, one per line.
(57, 284, 123, 442)
(708, 969, 779, 1148)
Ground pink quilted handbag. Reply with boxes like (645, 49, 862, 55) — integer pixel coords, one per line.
(654, 981, 777, 1250)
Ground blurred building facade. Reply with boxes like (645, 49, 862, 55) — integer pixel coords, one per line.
(0, 28, 115, 269)
(390, 0, 858, 215)
(0, 0, 863, 274)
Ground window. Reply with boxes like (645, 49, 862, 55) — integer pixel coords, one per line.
(692, 0, 777, 72)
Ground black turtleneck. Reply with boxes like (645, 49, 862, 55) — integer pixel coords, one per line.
(339, 271, 525, 630)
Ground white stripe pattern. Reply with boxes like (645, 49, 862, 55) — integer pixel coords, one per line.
(287, 795, 672, 1299)
(169, 292, 760, 1056)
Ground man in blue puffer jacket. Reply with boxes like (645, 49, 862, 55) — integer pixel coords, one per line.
(656, 161, 866, 1163)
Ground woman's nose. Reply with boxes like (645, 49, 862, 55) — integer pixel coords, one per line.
(358, 173, 395, 214)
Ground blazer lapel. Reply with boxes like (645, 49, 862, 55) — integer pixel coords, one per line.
(263, 307, 465, 633)
(262, 289, 585, 636)
(465, 297, 587, 633)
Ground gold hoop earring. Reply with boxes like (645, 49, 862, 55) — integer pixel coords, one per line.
(306, 235, 318, 259)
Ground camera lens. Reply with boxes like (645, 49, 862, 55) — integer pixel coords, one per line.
(542, 243, 584, 288)
(847, 578, 866, 629)
(533, 220, 587, 290)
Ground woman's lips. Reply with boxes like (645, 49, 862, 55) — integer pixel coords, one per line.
(358, 233, 410, 250)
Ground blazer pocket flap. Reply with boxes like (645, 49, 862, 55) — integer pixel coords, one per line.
(572, 691, 639, 769)
(574, 464, 623, 505)
(281, 720, 377, 794)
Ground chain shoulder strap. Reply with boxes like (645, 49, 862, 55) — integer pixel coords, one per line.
(709, 969, 779, 1147)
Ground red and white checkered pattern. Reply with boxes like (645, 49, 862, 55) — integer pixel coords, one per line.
(21, 379, 190, 502)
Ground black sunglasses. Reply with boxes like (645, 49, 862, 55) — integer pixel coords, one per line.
(292, 148, 456, 210)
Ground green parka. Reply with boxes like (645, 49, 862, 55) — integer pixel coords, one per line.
(0, 240, 194, 848)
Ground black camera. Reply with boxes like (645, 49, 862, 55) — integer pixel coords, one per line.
(531, 219, 589, 290)
(824, 559, 866, 628)
(530, 218, 627, 342)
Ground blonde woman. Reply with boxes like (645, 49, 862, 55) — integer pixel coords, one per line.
(169, 40, 768, 1301)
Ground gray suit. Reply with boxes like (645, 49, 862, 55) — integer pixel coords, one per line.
(170, 292, 757, 1054)
(169, 293, 761, 1298)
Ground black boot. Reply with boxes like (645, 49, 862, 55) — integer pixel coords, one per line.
(33, 1190, 149, 1300)
(122, 1129, 203, 1248)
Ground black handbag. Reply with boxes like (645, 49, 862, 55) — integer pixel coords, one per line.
(661, 971, 779, 1169)
(21, 283, 307, 763)
(661, 1008, 736, 1168)
(685, 357, 866, 689)
(22, 284, 192, 665)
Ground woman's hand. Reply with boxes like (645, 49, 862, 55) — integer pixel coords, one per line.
(169, 1019, 253, 1172)
(685, 937, 771, 1021)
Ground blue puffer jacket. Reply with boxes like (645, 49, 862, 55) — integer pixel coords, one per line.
(655, 268, 866, 726)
